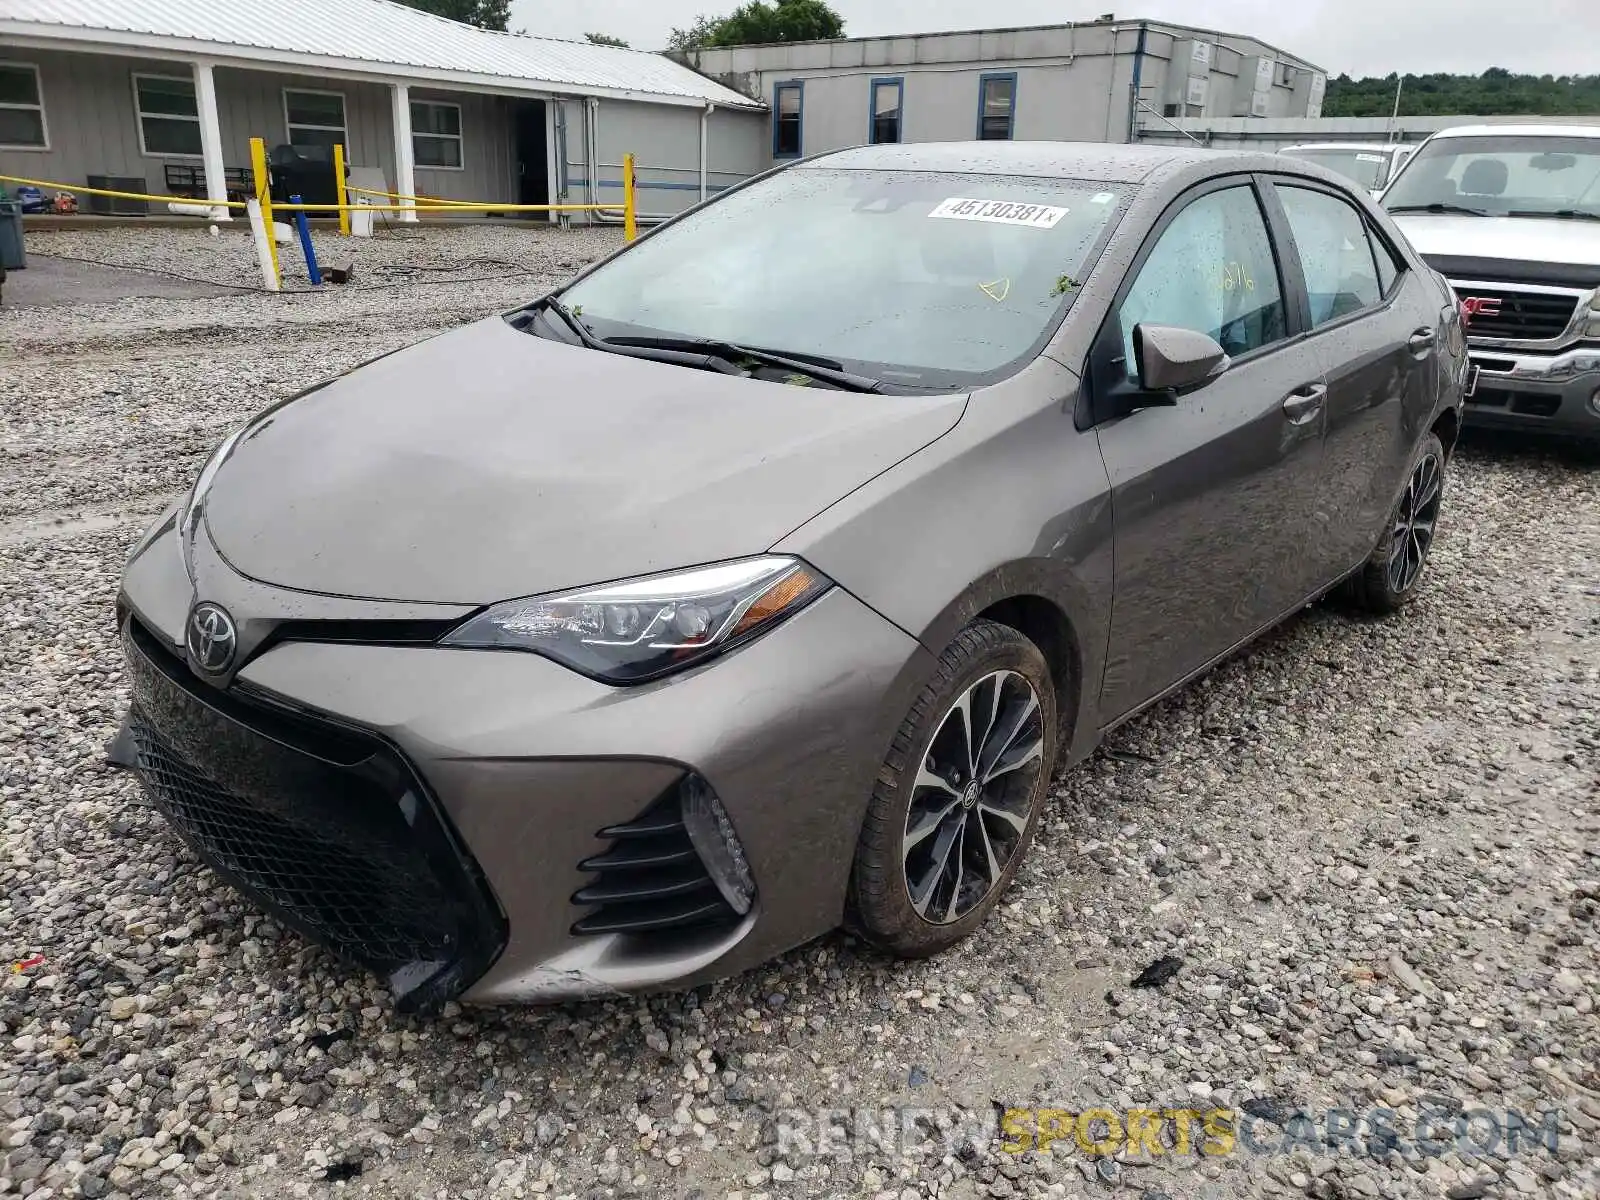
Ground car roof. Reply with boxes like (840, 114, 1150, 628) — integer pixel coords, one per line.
(1282, 142, 1406, 152)
(800, 140, 1282, 185)
(1429, 124, 1600, 140)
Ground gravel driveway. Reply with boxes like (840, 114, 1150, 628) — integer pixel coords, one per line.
(1, 227, 1596, 1200)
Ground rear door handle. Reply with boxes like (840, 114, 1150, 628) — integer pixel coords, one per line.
(1407, 327, 1437, 354)
(1282, 383, 1327, 424)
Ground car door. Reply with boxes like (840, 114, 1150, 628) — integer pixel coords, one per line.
(1266, 179, 1434, 581)
(1090, 177, 1326, 722)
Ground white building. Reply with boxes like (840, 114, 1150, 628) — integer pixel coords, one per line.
(0, 0, 768, 221)
(676, 19, 1327, 165)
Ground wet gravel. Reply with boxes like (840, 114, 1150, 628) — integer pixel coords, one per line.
(2, 227, 1597, 1200)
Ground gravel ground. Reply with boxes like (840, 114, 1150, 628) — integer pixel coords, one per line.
(1, 227, 1597, 1200)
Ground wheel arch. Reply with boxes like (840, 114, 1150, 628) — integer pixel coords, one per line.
(909, 559, 1103, 757)
(1431, 406, 1461, 461)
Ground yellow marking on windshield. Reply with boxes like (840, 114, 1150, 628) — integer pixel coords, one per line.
(979, 278, 1012, 302)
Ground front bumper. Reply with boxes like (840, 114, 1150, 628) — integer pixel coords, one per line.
(1463, 344, 1600, 439)
(118, 523, 932, 1008)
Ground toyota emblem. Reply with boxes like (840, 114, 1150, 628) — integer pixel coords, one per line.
(187, 603, 237, 674)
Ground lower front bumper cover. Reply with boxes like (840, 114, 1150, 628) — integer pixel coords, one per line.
(119, 616, 508, 1013)
(1464, 345, 1600, 438)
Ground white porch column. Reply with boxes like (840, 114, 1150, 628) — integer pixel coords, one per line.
(390, 83, 418, 222)
(192, 61, 230, 221)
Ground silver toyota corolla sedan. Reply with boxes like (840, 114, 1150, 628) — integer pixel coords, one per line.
(113, 143, 1468, 1011)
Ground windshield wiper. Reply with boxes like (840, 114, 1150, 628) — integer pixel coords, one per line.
(1386, 202, 1491, 217)
(604, 336, 884, 393)
(527, 297, 743, 374)
(1506, 208, 1600, 222)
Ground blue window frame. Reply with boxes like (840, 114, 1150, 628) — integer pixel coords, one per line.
(772, 80, 803, 158)
(976, 72, 1017, 141)
(869, 77, 904, 144)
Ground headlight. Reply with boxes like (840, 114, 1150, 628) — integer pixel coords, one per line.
(442, 556, 832, 684)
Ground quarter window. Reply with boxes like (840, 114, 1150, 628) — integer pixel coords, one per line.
(1275, 185, 1383, 327)
(134, 74, 201, 156)
(285, 89, 348, 150)
(411, 99, 463, 169)
(1117, 185, 1287, 374)
(773, 82, 803, 158)
(978, 74, 1016, 141)
(870, 79, 903, 145)
(0, 62, 47, 149)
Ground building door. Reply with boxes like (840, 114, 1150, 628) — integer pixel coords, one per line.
(514, 100, 549, 213)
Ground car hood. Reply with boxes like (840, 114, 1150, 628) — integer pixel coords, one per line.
(1392, 213, 1600, 273)
(203, 317, 966, 605)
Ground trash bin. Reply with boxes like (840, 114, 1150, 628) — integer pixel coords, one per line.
(0, 201, 25, 271)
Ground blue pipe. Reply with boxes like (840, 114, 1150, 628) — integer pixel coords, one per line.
(289, 194, 322, 286)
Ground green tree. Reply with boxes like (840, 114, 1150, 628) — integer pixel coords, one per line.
(669, 0, 844, 51)
(1323, 68, 1600, 117)
(392, 0, 511, 31)
(584, 33, 631, 48)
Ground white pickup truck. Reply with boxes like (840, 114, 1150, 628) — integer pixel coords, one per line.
(1281, 142, 1414, 198)
(1381, 124, 1600, 443)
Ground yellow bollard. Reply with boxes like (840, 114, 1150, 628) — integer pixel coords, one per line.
(249, 137, 281, 287)
(622, 152, 638, 243)
(333, 143, 350, 237)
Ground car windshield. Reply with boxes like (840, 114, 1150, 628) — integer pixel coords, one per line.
(553, 168, 1129, 390)
(1285, 148, 1392, 191)
(1383, 134, 1600, 217)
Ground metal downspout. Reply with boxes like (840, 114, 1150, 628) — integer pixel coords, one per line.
(700, 102, 715, 203)
(1127, 21, 1147, 143)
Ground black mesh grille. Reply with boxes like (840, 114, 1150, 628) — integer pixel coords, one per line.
(1467, 387, 1562, 417)
(129, 721, 460, 970)
(121, 617, 505, 1011)
(1456, 286, 1578, 341)
(571, 788, 739, 937)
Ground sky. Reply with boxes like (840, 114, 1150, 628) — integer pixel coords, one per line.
(510, 0, 1600, 78)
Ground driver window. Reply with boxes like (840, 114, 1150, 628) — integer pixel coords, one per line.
(1117, 185, 1286, 379)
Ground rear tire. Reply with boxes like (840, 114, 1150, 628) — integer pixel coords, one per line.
(847, 620, 1057, 958)
(1343, 432, 1446, 615)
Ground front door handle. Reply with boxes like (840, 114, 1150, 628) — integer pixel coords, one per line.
(1407, 327, 1437, 354)
(1282, 383, 1327, 424)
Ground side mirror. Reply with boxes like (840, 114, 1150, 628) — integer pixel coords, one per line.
(1134, 324, 1230, 394)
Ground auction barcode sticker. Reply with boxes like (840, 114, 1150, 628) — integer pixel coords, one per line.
(929, 198, 1069, 228)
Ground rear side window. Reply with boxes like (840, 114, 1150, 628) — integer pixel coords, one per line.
(1116, 184, 1288, 372)
(1371, 230, 1402, 297)
(1275, 185, 1383, 326)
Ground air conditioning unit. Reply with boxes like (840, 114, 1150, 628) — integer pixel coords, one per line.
(1250, 91, 1270, 117)
(1186, 76, 1209, 109)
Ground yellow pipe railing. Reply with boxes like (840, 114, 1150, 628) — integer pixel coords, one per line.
(248, 137, 281, 288)
(333, 142, 350, 237)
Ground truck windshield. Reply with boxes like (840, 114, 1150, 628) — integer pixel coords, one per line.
(1285, 148, 1392, 191)
(1384, 135, 1600, 218)
(555, 168, 1128, 390)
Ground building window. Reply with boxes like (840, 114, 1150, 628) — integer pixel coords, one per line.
(133, 73, 201, 157)
(870, 78, 903, 145)
(0, 62, 47, 150)
(284, 89, 348, 150)
(411, 99, 464, 169)
(977, 73, 1017, 141)
(773, 81, 803, 158)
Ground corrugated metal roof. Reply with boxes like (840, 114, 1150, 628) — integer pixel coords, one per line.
(0, 0, 762, 108)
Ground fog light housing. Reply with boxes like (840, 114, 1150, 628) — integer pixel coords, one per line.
(1589, 387, 1600, 418)
(680, 775, 755, 916)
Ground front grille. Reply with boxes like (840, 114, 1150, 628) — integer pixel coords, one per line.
(122, 617, 505, 1011)
(1466, 387, 1562, 417)
(1454, 285, 1579, 341)
(571, 788, 739, 937)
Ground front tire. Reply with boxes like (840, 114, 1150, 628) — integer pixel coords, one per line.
(1343, 431, 1447, 614)
(848, 620, 1058, 958)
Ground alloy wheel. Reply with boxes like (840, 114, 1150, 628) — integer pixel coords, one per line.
(901, 669, 1046, 925)
(1387, 451, 1443, 594)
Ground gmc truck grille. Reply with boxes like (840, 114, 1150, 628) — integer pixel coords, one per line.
(1452, 284, 1579, 342)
